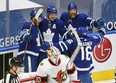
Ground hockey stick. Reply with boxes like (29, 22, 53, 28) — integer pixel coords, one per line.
(60, 24, 82, 83)
(35, 8, 43, 20)
(35, 8, 44, 44)
(23, 8, 43, 59)
(67, 24, 82, 65)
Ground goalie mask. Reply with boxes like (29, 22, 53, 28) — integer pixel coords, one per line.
(47, 46, 61, 65)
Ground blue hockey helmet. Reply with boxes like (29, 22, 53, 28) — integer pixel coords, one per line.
(68, 2, 77, 10)
(77, 27, 88, 37)
(30, 9, 37, 17)
(47, 6, 57, 14)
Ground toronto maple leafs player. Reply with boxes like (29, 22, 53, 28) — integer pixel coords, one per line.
(41, 26, 106, 83)
(60, 2, 105, 58)
(37, 6, 68, 64)
(36, 46, 80, 83)
(17, 9, 43, 72)
(60, 2, 104, 30)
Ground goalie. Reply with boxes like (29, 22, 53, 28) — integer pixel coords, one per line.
(35, 46, 80, 83)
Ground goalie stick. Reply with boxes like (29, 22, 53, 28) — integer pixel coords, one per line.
(23, 8, 43, 59)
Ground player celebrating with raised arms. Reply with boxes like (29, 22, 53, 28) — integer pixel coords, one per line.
(60, 2, 105, 57)
(17, 9, 43, 72)
(60, 2, 104, 30)
(35, 46, 80, 83)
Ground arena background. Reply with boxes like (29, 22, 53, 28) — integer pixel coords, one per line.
(0, 0, 116, 82)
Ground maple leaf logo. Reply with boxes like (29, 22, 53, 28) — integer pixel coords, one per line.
(43, 28, 54, 42)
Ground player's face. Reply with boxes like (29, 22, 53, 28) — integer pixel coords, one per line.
(68, 8, 77, 18)
(48, 13, 57, 21)
(16, 66, 24, 74)
(50, 54, 59, 65)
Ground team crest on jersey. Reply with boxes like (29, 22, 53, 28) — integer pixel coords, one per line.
(56, 70, 67, 82)
(43, 28, 54, 42)
(52, 24, 56, 29)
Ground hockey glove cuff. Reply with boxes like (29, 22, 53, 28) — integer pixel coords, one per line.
(40, 42, 51, 51)
(23, 34, 32, 42)
(96, 17, 104, 27)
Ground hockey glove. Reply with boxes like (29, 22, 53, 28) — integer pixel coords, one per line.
(23, 34, 32, 42)
(96, 17, 104, 27)
(40, 42, 51, 51)
(99, 26, 107, 35)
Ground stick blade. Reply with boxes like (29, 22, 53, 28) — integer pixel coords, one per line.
(35, 8, 43, 19)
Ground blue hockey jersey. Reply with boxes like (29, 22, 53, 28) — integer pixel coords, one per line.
(39, 18, 68, 43)
(60, 12, 99, 30)
(52, 32, 104, 74)
(18, 21, 41, 57)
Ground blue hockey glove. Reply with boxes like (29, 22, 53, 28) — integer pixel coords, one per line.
(23, 34, 32, 42)
(40, 42, 51, 51)
(96, 17, 104, 27)
(67, 31, 75, 39)
(99, 26, 107, 35)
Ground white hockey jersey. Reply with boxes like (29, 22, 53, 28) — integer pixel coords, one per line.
(36, 55, 77, 83)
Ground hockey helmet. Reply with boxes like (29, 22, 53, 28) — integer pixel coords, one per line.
(30, 9, 37, 17)
(68, 2, 77, 10)
(10, 57, 24, 67)
(47, 6, 57, 14)
(77, 27, 88, 37)
(47, 46, 61, 57)
(47, 46, 60, 64)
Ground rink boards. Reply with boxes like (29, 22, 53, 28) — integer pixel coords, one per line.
(0, 30, 116, 82)
(92, 31, 116, 82)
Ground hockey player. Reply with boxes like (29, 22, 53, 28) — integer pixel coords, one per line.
(60, 2, 104, 30)
(35, 46, 80, 83)
(60, 2, 104, 57)
(17, 9, 43, 72)
(37, 6, 68, 64)
(1, 57, 24, 83)
(41, 26, 106, 83)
